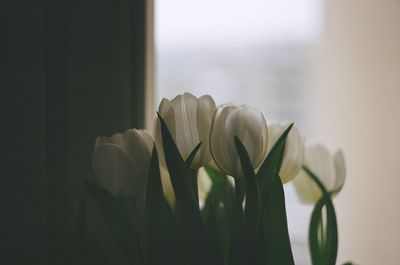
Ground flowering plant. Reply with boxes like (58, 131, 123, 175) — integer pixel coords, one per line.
(82, 93, 352, 265)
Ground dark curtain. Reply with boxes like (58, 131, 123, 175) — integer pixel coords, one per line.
(2, 0, 148, 264)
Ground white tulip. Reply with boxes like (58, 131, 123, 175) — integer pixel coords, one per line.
(293, 144, 346, 204)
(92, 129, 153, 197)
(156, 92, 216, 169)
(267, 122, 305, 183)
(209, 105, 269, 178)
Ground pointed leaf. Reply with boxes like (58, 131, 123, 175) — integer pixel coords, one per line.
(256, 124, 295, 265)
(145, 147, 184, 265)
(82, 183, 130, 265)
(309, 197, 325, 265)
(230, 136, 261, 265)
(234, 136, 261, 241)
(157, 113, 196, 203)
(145, 147, 166, 217)
(185, 142, 202, 168)
(257, 123, 293, 193)
(203, 166, 235, 265)
(263, 174, 295, 265)
(184, 142, 202, 205)
(157, 113, 216, 265)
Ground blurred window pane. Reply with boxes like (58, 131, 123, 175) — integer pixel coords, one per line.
(155, 1, 325, 264)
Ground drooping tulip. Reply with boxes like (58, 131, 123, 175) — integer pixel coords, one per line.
(293, 144, 346, 204)
(209, 105, 269, 178)
(156, 92, 216, 169)
(267, 122, 305, 183)
(92, 129, 154, 197)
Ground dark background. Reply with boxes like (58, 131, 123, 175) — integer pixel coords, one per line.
(1, 0, 148, 264)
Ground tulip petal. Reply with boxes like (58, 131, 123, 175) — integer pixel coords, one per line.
(92, 143, 134, 196)
(332, 150, 346, 193)
(137, 129, 155, 154)
(292, 169, 322, 204)
(224, 108, 249, 177)
(110, 133, 123, 145)
(122, 129, 153, 195)
(293, 144, 342, 204)
(210, 105, 268, 178)
(160, 165, 175, 206)
(95, 136, 113, 148)
(305, 144, 336, 191)
(156, 98, 176, 167)
(266, 123, 284, 154)
(197, 167, 212, 201)
(280, 125, 304, 183)
(195, 95, 216, 167)
(170, 93, 199, 160)
(159, 98, 176, 136)
(224, 107, 268, 177)
(210, 105, 237, 176)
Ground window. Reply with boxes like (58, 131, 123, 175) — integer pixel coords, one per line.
(155, 1, 325, 263)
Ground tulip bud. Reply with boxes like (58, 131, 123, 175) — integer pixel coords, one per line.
(156, 92, 217, 169)
(209, 105, 269, 178)
(267, 122, 305, 183)
(293, 144, 346, 204)
(92, 129, 154, 197)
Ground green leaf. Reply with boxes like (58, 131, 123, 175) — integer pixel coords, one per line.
(85, 181, 136, 262)
(203, 166, 235, 265)
(309, 197, 325, 265)
(263, 174, 295, 265)
(184, 142, 202, 205)
(303, 166, 329, 194)
(157, 113, 197, 204)
(305, 166, 338, 265)
(234, 136, 261, 242)
(82, 183, 130, 265)
(145, 147, 184, 265)
(145, 147, 166, 215)
(157, 113, 217, 265)
(257, 123, 294, 195)
(325, 201, 338, 265)
(202, 203, 225, 265)
(185, 142, 202, 168)
(256, 123, 295, 265)
(229, 136, 261, 265)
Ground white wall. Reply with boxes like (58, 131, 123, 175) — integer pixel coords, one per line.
(310, 1, 400, 264)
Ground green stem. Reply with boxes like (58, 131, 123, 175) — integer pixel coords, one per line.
(234, 178, 245, 214)
(319, 210, 325, 256)
(190, 169, 199, 207)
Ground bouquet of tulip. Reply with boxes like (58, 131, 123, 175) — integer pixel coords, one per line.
(81, 93, 352, 265)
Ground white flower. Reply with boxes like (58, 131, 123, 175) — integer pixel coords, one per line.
(267, 122, 305, 183)
(92, 129, 153, 197)
(209, 105, 269, 178)
(156, 92, 216, 169)
(293, 144, 346, 204)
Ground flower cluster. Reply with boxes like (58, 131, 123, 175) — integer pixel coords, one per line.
(92, 92, 345, 204)
(89, 92, 346, 265)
